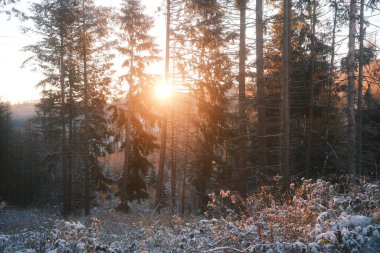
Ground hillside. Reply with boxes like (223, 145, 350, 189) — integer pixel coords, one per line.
(10, 102, 36, 128)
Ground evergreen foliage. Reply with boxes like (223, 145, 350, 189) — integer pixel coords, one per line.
(110, 0, 160, 210)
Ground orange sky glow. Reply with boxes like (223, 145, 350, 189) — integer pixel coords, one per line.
(0, 0, 165, 104)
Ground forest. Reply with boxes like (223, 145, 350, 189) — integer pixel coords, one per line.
(1, 0, 380, 252)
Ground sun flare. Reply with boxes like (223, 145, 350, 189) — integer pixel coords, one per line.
(155, 81, 172, 100)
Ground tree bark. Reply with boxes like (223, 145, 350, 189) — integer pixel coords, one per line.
(357, 0, 365, 174)
(60, 0, 69, 218)
(305, 0, 317, 173)
(256, 0, 267, 175)
(155, 0, 170, 214)
(170, 113, 176, 214)
(181, 100, 191, 217)
(82, 0, 91, 216)
(324, 0, 338, 159)
(121, 90, 132, 210)
(238, 0, 247, 185)
(347, 0, 357, 175)
(282, 0, 291, 180)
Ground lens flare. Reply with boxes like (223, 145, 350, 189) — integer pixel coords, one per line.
(155, 81, 172, 100)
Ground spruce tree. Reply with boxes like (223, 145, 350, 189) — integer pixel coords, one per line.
(112, 0, 160, 211)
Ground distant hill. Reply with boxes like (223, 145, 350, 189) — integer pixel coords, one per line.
(10, 102, 37, 128)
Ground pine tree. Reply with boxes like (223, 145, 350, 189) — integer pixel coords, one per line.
(77, 0, 114, 216)
(171, 0, 233, 208)
(112, 0, 160, 211)
(25, 0, 113, 216)
(156, 0, 171, 214)
(263, 0, 332, 178)
(24, 0, 81, 217)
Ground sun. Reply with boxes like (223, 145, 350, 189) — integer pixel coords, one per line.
(155, 81, 172, 100)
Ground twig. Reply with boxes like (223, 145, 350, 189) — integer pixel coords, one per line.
(201, 246, 245, 253)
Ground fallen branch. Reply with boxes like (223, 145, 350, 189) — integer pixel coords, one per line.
(201, 246, 245, 253)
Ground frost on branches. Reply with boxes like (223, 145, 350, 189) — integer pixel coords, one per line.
(0, 177, 379, 252)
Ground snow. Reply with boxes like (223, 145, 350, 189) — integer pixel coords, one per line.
(340, 212, 372, 227)
(0, 178, 379, 252)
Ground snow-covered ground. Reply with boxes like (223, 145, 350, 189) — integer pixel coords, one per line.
(1, 178, 380, 252)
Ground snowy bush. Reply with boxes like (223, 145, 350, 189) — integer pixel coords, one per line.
(0, 177, 379, 252)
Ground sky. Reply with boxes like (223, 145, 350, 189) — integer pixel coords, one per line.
(0, 0, 165, 104)
(0, 1, 379, 104)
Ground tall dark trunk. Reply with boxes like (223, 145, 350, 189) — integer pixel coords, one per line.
(68, 62, 74, 214)
(282, 0, 291, 180)
(305, 0, 317, 173)
(82, 0, 91, 216)
(155, 110, 167, 213)
(347, 0, 356, 175)
(238, 0, 247, 187)
(170, 53, 176, 213)
(27, 121, 33, 204)
(121, 90, 132, 210)
(155, 0, 170, 214)
(60, 0, 69, 218)
(357, 0, 365, 175)
(324, 0, 338, 168)
(170, 113, 176, 214)
(181, 100, 191, 217)
(256, 0, 267, 176)
(121, 16, 135, 211)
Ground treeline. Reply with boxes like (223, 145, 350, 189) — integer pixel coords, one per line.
(0, 0, 380, 217)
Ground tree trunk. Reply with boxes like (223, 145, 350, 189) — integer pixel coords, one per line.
(121, 90, 131, 210)
(347, 0, 356, 175)
(256, 0, 267, 176)
(238, 0, 247, 187)
(282, 0, 291, 180)
(357, 0, 365, 175)
(82, 1, 91, 216)
(121, 17, 135, 211)
(324, 0, 338, 171)
(171, 55, 176, 213)
(155, 0, 170, 214)
(60, 1, 69, 218)
(305, 0, 317, 173)
(170, 113, 176, 214)
(68, 62, 74, 214)
(155, 110, 167, 213)
(181, 100, 191, 217)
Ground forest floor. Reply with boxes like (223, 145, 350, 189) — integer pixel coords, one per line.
(1, 178, 380, 252)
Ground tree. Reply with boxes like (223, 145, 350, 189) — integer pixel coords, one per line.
(24, 0, 81, 218)
(256, 0, 267, 174)
(113, 0, 160, 211)
(171, 0, 233, 208)
(25, 0, 114, 216)
(282, 0, 291, 180)
(305, 0, 317, 173)
(0, 101, 12, 202)
(77, 0, 114, 216)
(155, 0, 171, 214)
(347, 0, 357, 174)
(356, 0, 365, 174)
(263, 0, 332, 179)
(238, 0, 247, 187)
